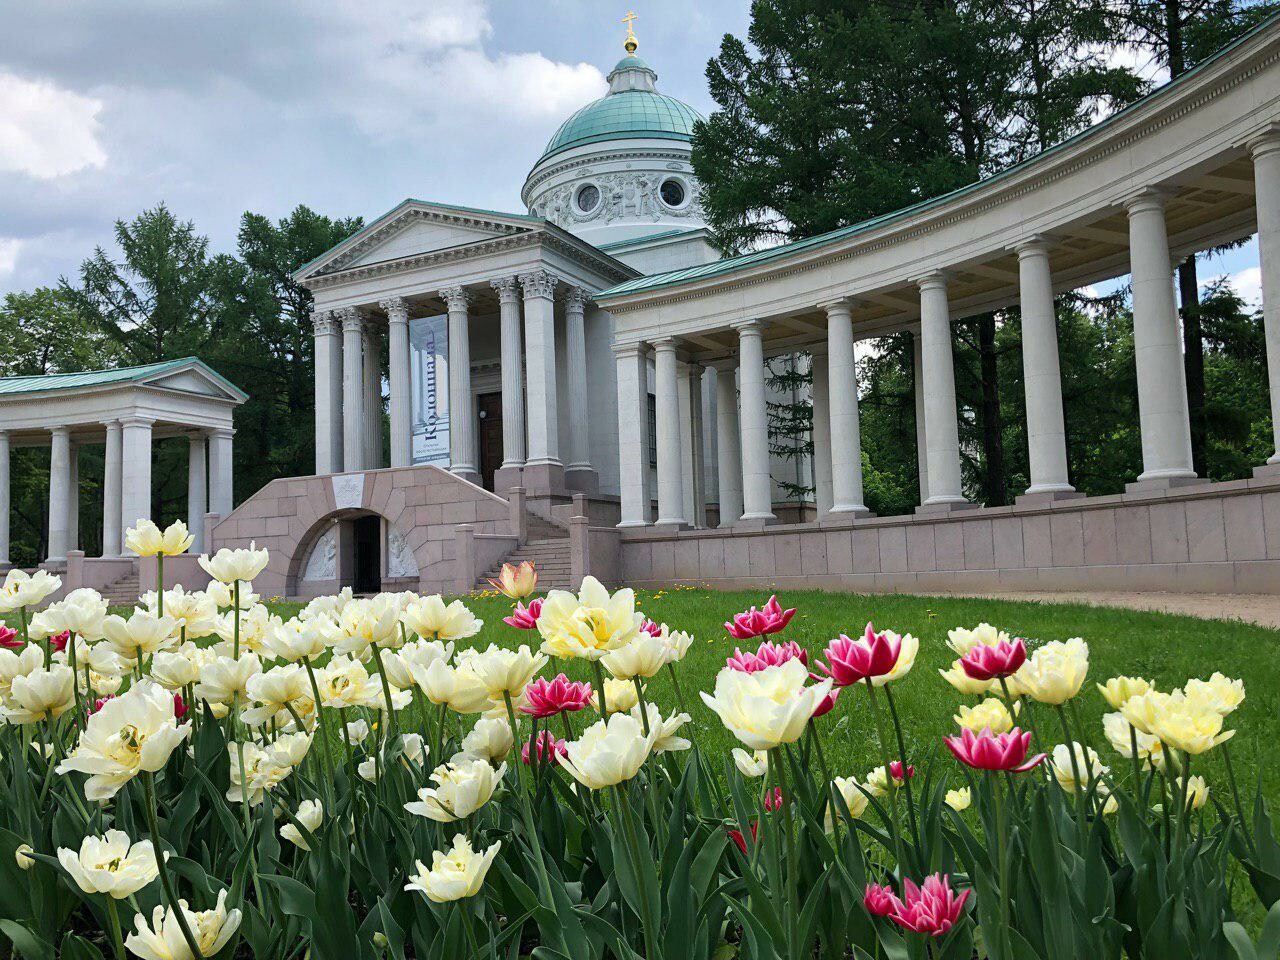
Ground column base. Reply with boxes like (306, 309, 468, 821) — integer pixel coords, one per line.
(820, 508, 875, 526)
(1253, 462, 1280, 480)
(1124, 475, 1206, 493)
(915, 499, 979, 516)
(449, 467, 483, 488)
(521, 461, 565, 496)
(564, 465, 600, 496)
(1016, 487, 1084, 505)
(494, 465, 524, 497)
(654, 520, 692, 532)
(735, 514, 778, 531)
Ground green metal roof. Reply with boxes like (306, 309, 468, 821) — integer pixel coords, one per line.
(0, 357, 244, 399)
(599, 228, 707, 252)
(538, 89, 703, 162)
(599, 12, 1280, 301)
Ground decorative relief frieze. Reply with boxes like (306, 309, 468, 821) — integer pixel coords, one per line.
(531, 171, 704, 232)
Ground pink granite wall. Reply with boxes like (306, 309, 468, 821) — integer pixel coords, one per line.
(616, 475, 1280, 595)
(210, 465, 511, 598)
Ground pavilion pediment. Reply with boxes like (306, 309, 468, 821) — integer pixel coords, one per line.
(297, 201, 542, 282)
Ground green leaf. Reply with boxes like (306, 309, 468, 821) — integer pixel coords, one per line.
(0, 920, 54, 960)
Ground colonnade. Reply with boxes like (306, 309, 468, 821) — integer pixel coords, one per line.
(0, 422, 232, 565)
(617, 131, 1280, 527)
(313, 271, 595, 493)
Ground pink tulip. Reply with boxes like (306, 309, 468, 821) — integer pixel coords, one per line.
(173, 693, 189, 721)
(640, 619, 663, 637)
(811, 685, 841, 719)
(521, 730, 568, 766)
(724, 595, 797, 640)
(725, 639, 808, 673)
(863, 883, 902, 918)
(0, 625, 19, 650)
(50, 630, 70, 654)
(959, 638, 1027, 681)
(488, 560, 537, 599)
(504, 598, 543, 630)
(520, 674, 593, 718)
(814, 623, 901, 686)
(889, 760, 915, 783)
(764, 787, 785, 811)
(889, 874, 971, 936)
(728, 822, 759, 855)
(943, 727, 1046, 773)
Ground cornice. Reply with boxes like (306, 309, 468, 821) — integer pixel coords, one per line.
(601, 38, 1280, 315)
(522, 146, 696, 202)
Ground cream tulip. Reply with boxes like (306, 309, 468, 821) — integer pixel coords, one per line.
(315, 655, 382, 709)
(405, 834, 501, 903)
(415, 659, 492, 714)
(536, 576, 643, 660)
(601, 631, 671, 680)
(829, 776, 870, 827)
(402, 595, 483, 642)
(198, 542, 270, 584)
(2, 665, 76, 724)
(404, 757, 506, 822)
(1049, 742, 1109, 793)
(461, 715, 515, 762)
(57, 830, 160, 898)
(0, 569, 62, 611)
(125, 889, 242, 960)
(1184, 673, 1245, 716)
(945, 622, 1010, 657)
(632, 702, 692, 752)
(280, 799, 324, 851)
(938, 659, 995, 696)
(194, 653, 262, 705)
(953, 697, 1017, 734)
(57, 680, 191, 801)
(466, 644, 548, 699)
(559, 711, 660, 790)
(1096, 676, 1154, 710)
(732, 748, 769, 778)
(100, 610, 179, 663)
(699, 659, 834, 751)
(1011, 637, 1089, 705)
(593, 677, 641, 714)
(945, 787, 972, 812)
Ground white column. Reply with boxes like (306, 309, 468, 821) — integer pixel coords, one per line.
(1126, 188, 1196, 484)
(102, 421, 122, 557)
(1014, 239, 1075, 496)
(66, 443, 79, 553)
(440, 286, 477, 480)
(653, 338, 686, 525)
(362, 321, 382, 469)
(912, 329, 929, 504)
(1251, 130, 1280, 467)
(917, 273, 967, 506)
(381, 298, 412, 468)
(735, 320, 776, 522)
(119, 417, 153, 543)
(810, 348, 834, 515)
(339, 308, 365, 472)
(614, 343, 651, 526)
(187, 433, 207, 553)
(46, 426, 71, 563)
(519, 271, 561, 480)
(685, 362, 706, 528)
(0, 431, 8, 565)
(714, 363, 743, 525)
(209, 428, 234, 517)
(563, 286, 594, 484)
(823, 300, 868, 514)
(312, 310, 342, 474)
(491, 277, 526, 472)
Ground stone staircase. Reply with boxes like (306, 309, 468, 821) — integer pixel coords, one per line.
(100, 572, 142, 607)
(477, 513, 574, 592)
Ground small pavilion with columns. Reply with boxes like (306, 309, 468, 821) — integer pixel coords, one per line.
(0, 358, 245, 579)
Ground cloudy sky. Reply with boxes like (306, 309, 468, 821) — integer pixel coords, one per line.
(0, 0, 1259, 303)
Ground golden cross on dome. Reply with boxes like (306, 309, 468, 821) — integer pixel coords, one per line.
(622, 10, 639, 55)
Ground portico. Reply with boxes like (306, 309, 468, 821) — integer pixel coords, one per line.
(297, 202, 637, 510)
(0, 358, 246, 568)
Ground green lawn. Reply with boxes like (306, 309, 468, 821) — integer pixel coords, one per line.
(289, 587, 1280, 803)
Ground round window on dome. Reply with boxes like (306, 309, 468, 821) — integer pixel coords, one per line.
(659, 178, 687, 208)
(575, 184, 601, 214)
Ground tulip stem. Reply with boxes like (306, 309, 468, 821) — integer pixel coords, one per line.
(1174, 752, 1192, 859)
(373, 645, 399, 738)
(864, 680, 905, 873)
(990, 771, 1012, 960)
(882, 685, 921, 851)
(302, 657, 335, 804)
(773, 748, 800, 959)
(615, 784, 659, 960)
(591, 661, 609, 715)
(156, 555, 164, 617)
(142, 772, 204, 960)
(502, 692, 555, 910)
(1222, 743, 1254, 857)
(460, 901, 481, 958)
(104, 895, 127, 960)
(1055, 707, 1086, 841)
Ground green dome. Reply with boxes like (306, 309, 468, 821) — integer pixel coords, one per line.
(538, 88, 703, 162)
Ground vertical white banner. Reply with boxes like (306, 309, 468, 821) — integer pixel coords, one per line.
(409, 313, 450, 466)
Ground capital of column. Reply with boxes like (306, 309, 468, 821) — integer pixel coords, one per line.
(311, 309, 339, 337)
(816, 297, 854, 317)
(336, 306, 363, 334)
(912, 270, 949, 293)
(440, 286, 472, 311)
(489, 276, 521, 303)
(379, 297, 409, 324)
(731, 318, 766, 337)
(651, 336, 681, 356)
(612, 340, 649, 360)
(1245, 122, 1280, 159)
(49, 424, 70, 438)
(1010, 235, 1056, 259)
(519, 270, 558, 300)
(1121, 185, 1174, 215)
(210, 427, 235, 440)
(119, 416, 156, 430)
(564, 285, 591, 313)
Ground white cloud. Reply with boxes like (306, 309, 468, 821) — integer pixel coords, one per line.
(0, 71, 106, 179)
(409, 0, 493, 49)
(425, 48, 604, 120)
(1202, 265, 1263, 310)
(0, 238, 21, 278)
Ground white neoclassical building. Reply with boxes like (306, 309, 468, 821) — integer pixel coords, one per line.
(210, 18, 1280, 598)
(0, 358, 246, 597)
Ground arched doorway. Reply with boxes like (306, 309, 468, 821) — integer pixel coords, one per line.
(289, 508, 420, 598)
(351, 515, 381, 594)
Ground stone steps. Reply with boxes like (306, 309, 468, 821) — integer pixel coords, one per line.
(478, 536, 574, 592)
(101, 574, 142, 607)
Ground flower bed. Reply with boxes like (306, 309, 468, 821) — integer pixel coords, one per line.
(1, 523, 1277, 959)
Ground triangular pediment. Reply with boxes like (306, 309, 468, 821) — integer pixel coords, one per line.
(296, 200, 543, 282)
(139, 362, 249, 403)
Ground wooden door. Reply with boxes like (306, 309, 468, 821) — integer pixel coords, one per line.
(477, 392, 503, 491)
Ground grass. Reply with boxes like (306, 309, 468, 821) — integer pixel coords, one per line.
(275, 586, 1280, 804)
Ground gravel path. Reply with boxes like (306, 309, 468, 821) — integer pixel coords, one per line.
(913, 590, 1280, 629)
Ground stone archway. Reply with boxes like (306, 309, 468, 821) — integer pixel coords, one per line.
(287, 507, 420, 598)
